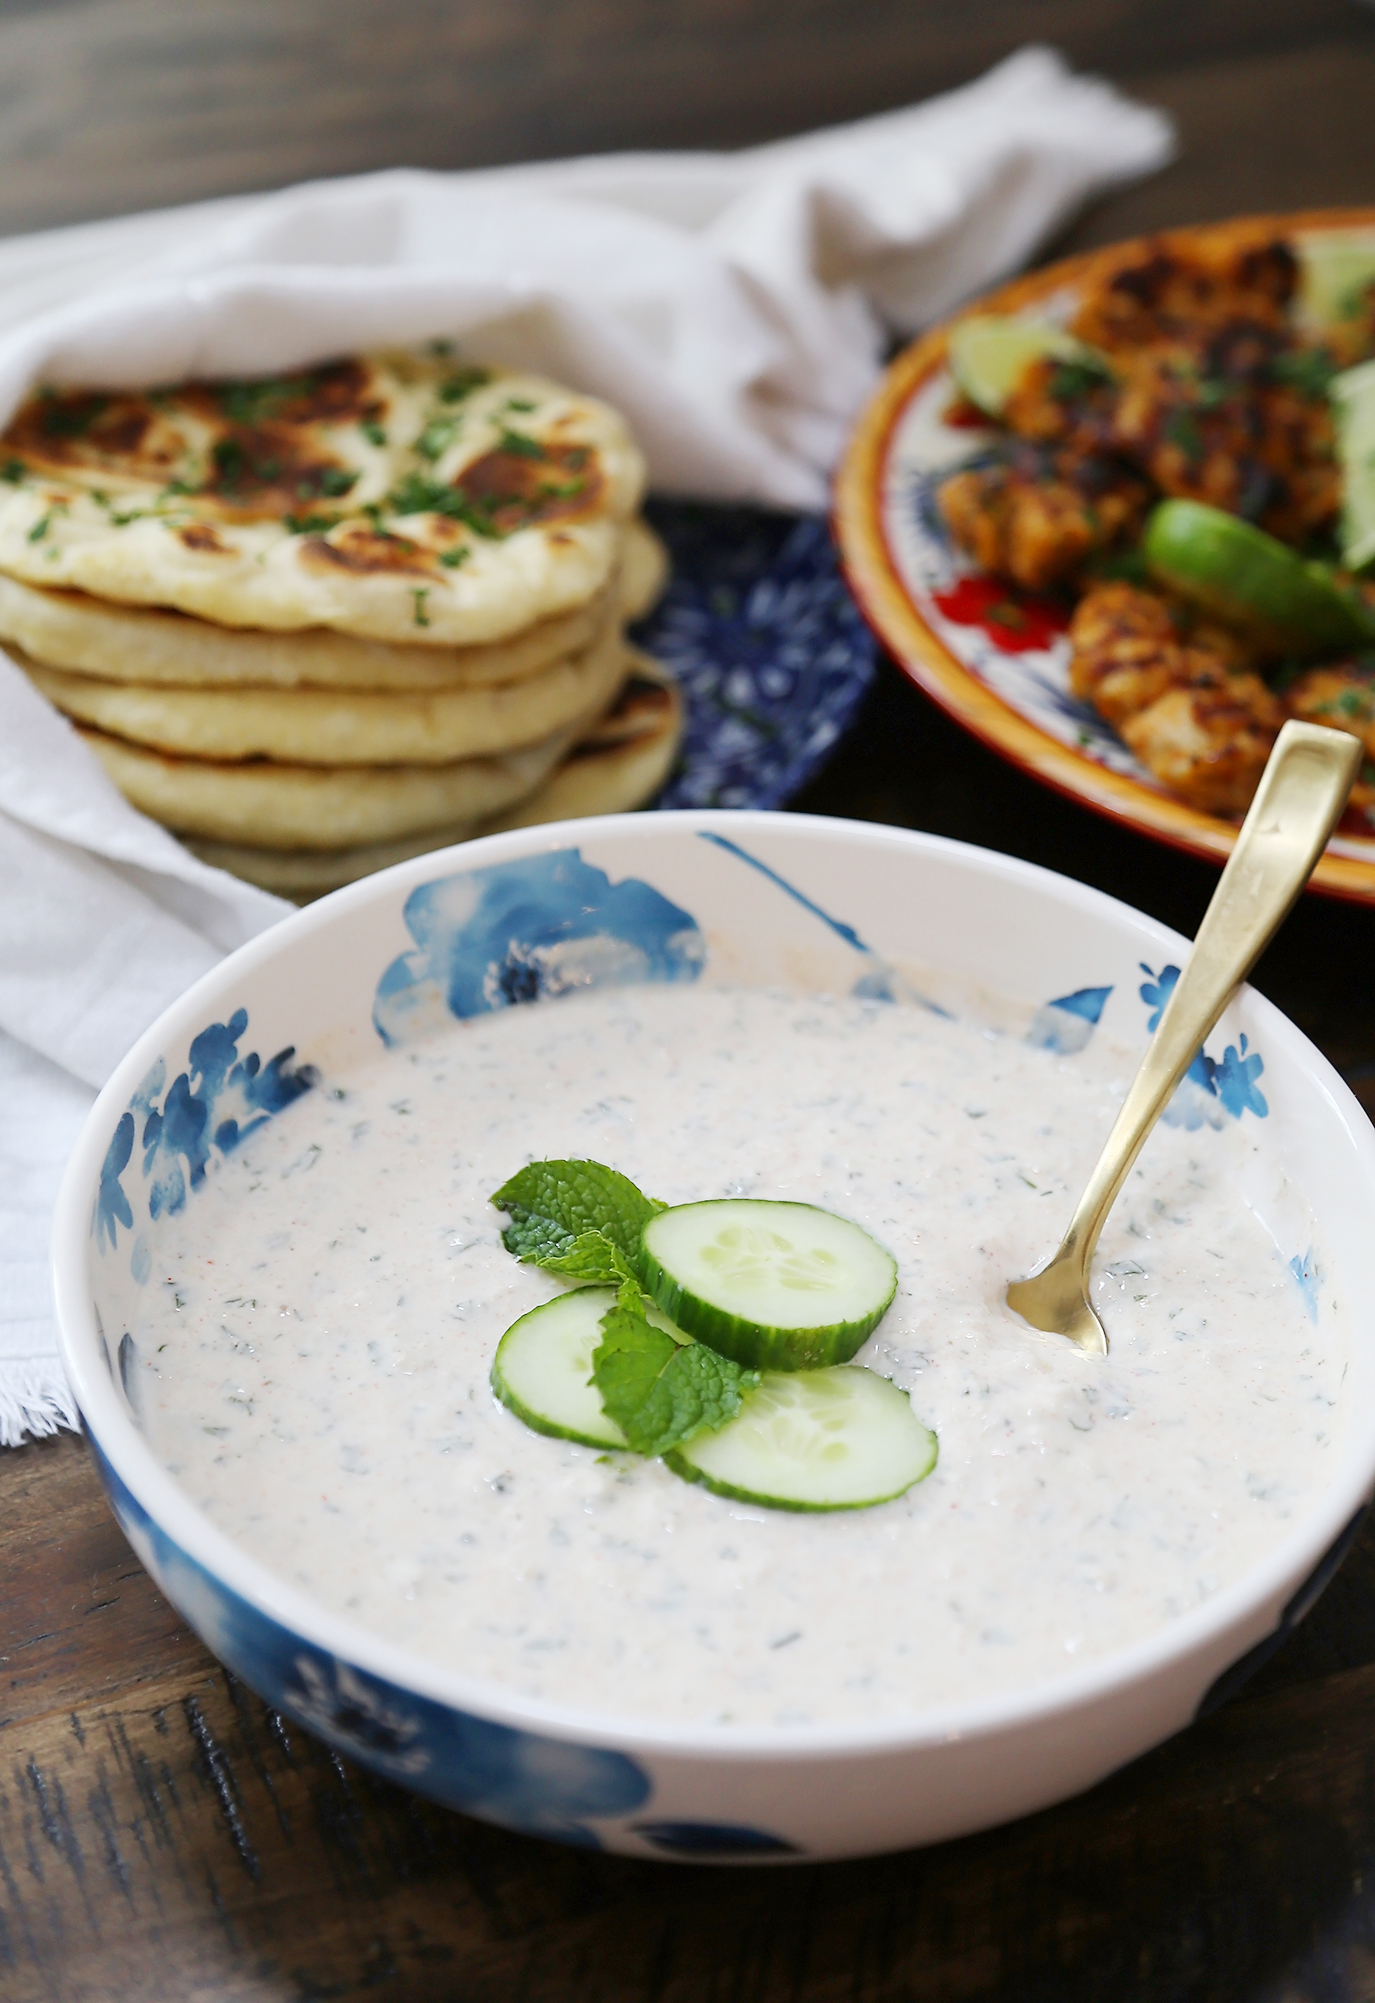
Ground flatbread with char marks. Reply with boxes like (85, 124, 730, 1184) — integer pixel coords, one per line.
(0, 518, 667, 690)
(0, 354, 644, 646)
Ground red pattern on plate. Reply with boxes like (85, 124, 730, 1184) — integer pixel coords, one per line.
(929, 576, 1069, 654)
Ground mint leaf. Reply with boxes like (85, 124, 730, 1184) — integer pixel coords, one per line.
(492, 1157, 755, 1459)
(592, 1286, 758, 1457)
(593, 1294, 680, 1418)
(542, 1230, 632, 1286)
(491, 1159, 662, 1271)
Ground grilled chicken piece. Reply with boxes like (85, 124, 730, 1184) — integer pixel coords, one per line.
(1069, 582, 1219, 726)
(1285, 663, 1375, 833)
(1068, 582, 1181, 725)
(1000, 322, 1339, 545)
(938, 467, 1091, 591)
(986, 236, 1343, 543)
(937, 456, 1147, 593)
(1071, 233, 1299, 352)
(1284, 661, 1375, 757)
(1068, 582, 1254, 727)
(1120, 669, 1283, 816)
(1069, 582, 1281, 814)
(1002, 356, 1118, 456)
(1106, 333, 1339, 543)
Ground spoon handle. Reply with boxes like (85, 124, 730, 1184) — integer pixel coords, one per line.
(1024, 721, 1359, 1349)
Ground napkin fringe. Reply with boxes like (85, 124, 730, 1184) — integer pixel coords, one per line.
(0, 1355, 80, 1448)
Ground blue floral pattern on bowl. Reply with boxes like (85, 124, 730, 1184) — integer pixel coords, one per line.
(1139, 964, 1269, 1128)
(85, 1431, 803, 1854)
(374, 850, 705, 1044)
(79, 824, 1330, 1857)
(1026, 985, 1114, 1055)
(84, 1434, 653, 1846)
(1024, 964, 1272, 1127)
(637, 503, 878, 811)
(689, 838, 1274, 1134)
(95, 1008, 318, 1284)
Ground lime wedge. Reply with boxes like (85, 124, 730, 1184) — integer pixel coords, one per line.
(947, 314, 1112, 417)
(1297, 232, 1375, 335)
(1142, 498, 1374, 654)
(1332, 358, 1375, 571)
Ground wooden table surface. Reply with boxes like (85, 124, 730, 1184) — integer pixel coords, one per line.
(9, 5, 1375, 1998)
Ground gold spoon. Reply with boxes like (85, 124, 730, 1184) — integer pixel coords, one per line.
(1006, 720, 1361, 1355)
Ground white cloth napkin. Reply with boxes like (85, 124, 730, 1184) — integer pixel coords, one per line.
(0, 46, 1172, 1442)
(0, 47, 1171, 504)
(0, 665, 289, 1441)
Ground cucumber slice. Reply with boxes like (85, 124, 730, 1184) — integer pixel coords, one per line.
(1142, 498, 1374, 654)
(491, 1288, 630, 1448)
(664, 1367, 937, 1512)
(638, 1199, 897, 1371)
(492, 1286, 690, 1446)
(1333, 359, 1375, 571)
(948, 314, 1112, 417)
(1297, 231, 1375, 336)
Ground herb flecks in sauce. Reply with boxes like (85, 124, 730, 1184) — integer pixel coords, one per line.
(133, 985, 1336, 1727)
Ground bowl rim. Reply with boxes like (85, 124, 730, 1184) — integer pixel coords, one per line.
(52, 807, 1375, 1762)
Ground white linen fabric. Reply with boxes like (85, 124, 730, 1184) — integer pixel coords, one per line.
(0, 661, 288, 1441)
(0, 47, 1172, 1441)
(0, 47, 1171, 506)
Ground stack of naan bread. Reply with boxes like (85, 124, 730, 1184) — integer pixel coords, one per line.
(0, 352, 681, 895)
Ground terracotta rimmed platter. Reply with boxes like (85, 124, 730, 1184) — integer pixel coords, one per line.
(833, 208, 1375, 903)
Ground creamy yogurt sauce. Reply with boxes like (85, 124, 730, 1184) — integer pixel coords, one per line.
(133, 983, 1344, 1729)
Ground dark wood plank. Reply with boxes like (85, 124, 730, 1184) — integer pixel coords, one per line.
(0, 0, 1364, 239)
(1, 1426, 201, 1728)
(10, 1430, 1375, 2001)
(1058, 31, 1375, 252)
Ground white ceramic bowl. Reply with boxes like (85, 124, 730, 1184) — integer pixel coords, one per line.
(52, 811, 1375, 1863)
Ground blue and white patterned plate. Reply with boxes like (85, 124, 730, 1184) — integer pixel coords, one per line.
(635, 502, 877, 811)
(833, 222, 1375, 903)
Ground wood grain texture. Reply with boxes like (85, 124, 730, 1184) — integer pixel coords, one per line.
(9, 3, 1375, 1997)
(1058, 32, 1375, 254)
(10, 1428, 1375, 2001)
(0, 0, 1366, 238)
